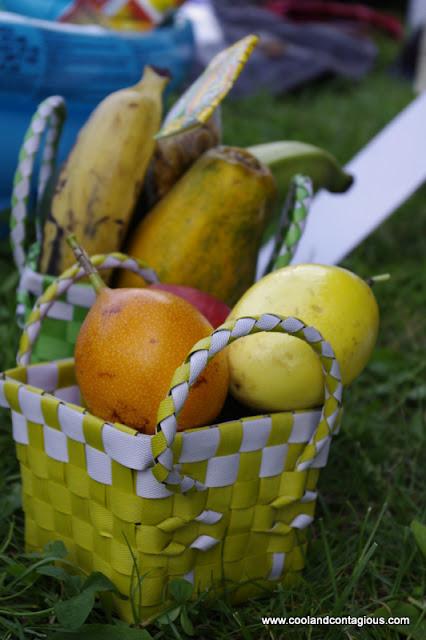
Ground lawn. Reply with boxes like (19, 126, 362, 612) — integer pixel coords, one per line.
(0, 39, 425, 640)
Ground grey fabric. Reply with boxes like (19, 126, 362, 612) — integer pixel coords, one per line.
(211, 0, 377, 95)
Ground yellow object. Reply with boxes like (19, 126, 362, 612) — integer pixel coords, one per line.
(75, 287, 229, 434)
(228, 264, 379, 411)
(157, 35, 258, 138)
(12, 259, 344, 622)
(40, 66, 168, 276)
(119, 146, 276, 305)
(62, 0, 183, 28)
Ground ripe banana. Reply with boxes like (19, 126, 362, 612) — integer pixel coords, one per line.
(39, 66, 168, 276)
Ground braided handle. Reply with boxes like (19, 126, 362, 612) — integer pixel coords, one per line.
(10, 96, 66, 273)
(151, 313, 342, 493)
(265, 174, 313, 275)
(17, 254, 159, 366)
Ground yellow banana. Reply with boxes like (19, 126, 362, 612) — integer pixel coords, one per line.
(39, 66, 168, 275)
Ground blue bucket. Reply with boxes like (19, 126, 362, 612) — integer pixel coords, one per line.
(0, 9, 194, 237)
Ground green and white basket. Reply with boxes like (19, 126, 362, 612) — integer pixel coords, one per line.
(2, 261, 343, 622)
(10, 96, 159, 364)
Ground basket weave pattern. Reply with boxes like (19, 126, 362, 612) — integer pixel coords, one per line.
(5, 359, 329, 620)
(2, 263, 343, 621)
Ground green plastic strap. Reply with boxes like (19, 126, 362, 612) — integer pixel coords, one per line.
(17, 253, 159, 366)
(16, 244, 53, 330)
(10, 96, 66, 274)
(267, 174, 313, 274)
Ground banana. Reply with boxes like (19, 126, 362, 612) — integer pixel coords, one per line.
(39, 66, 168, 276)
(143, 109, 222, 211)
(247, 141, 353, 195)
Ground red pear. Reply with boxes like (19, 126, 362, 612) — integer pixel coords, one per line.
(149, 283, 230, 328)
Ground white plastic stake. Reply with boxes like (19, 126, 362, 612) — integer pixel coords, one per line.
(290, 92, 426, 265)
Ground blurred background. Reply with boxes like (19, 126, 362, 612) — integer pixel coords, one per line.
(0, 0, 424, 227)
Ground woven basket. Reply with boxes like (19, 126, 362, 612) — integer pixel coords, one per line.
(9, 95, 159, 364)
(2, 262, 343, 622)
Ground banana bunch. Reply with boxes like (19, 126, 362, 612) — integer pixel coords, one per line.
(39, 66, 168, 276)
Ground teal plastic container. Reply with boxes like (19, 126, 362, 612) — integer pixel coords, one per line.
(0, 9, 194, 234)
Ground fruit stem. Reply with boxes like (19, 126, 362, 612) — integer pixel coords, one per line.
(365, 273, 391, 287)
(137, 65, 170, 93)
(66, 234, 106, 294)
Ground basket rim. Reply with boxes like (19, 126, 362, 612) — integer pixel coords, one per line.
(1, 357, 325, 440)
(2, 357, 333, 493)
(18, 256, 159, 299)
(10, 313, 344, 492)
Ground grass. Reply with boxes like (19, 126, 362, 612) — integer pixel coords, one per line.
(0, 38, 425, 639)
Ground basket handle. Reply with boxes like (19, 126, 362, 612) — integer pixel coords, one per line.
(151, 313, 343, 493)
(258, 174, 313, 281)
(268, 174, 313, 273)
(17, 253, 159, 366)
(10, 96, 66, 274)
